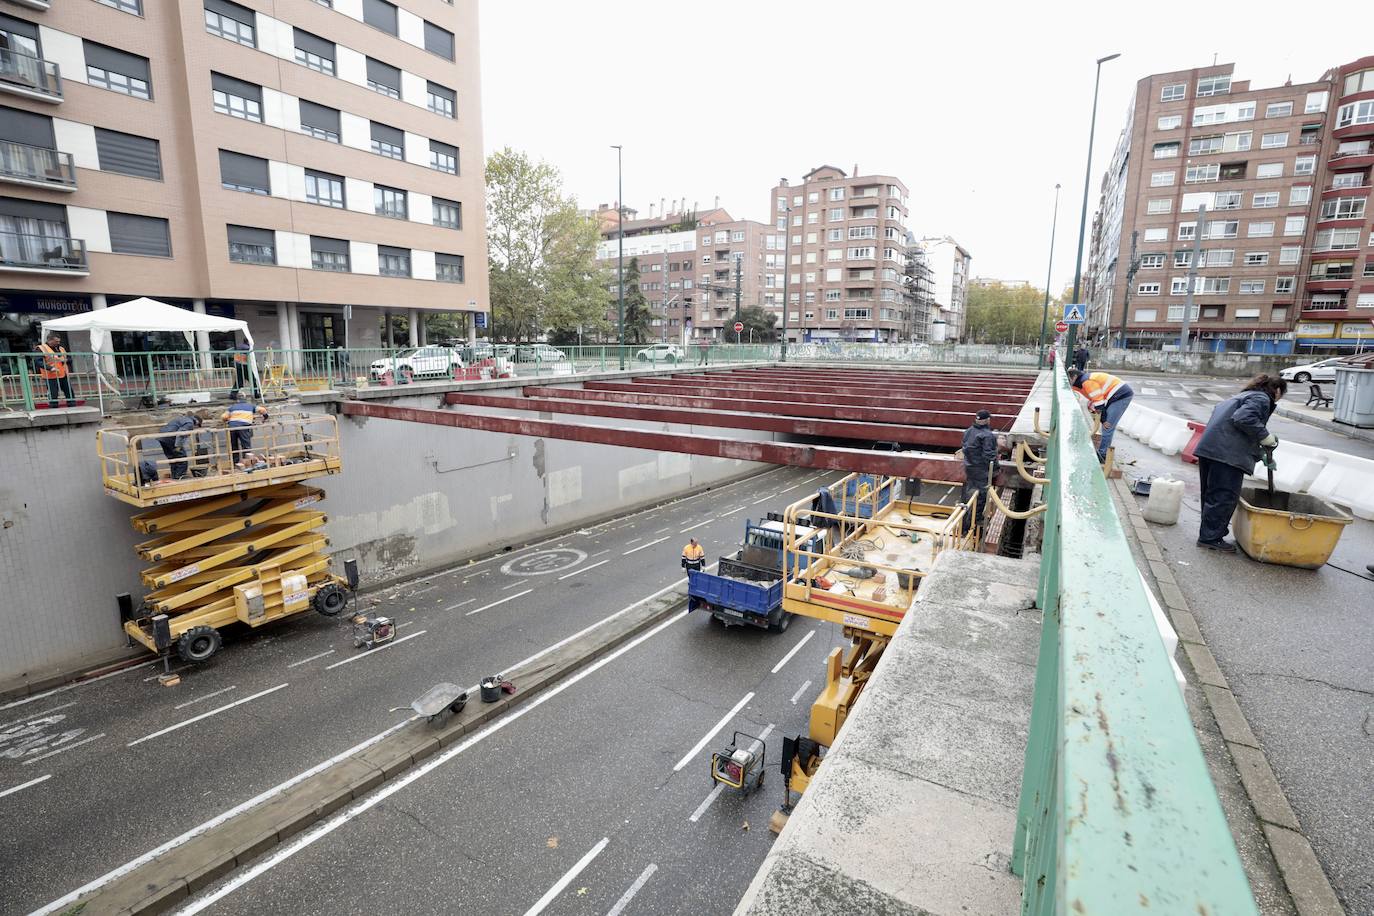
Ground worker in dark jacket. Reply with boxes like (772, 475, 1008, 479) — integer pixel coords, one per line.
(1073, 346, 1090, 373)
(1193, 374, 1287, 552)
(156, 412, 204, 479)
(222, 391, 269, 466)
(959, 409, 1000, 535)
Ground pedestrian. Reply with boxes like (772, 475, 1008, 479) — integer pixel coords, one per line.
(222, 391, 269, 466)
(696, 338, 710, 366)
(959, 409, 1000, 536)
(1193, 374, 1287, 553)
(681, 537, 706, 571)
(1068, 368, 1134, 464)
(1073, 345, 1090, 373)
(38, 334, 75, 408)
(156, 411, 205, 480)
(229, 341, 259, 398)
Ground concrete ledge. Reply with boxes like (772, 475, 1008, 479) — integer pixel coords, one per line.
(736, 551, 1041, 916)
(1275, 404, 1374, 444)
(0, 405, 103, 430)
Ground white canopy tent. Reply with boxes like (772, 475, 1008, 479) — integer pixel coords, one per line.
(42, 297, 259, 412)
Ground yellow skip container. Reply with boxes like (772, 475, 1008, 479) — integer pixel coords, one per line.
(1232, 487, 1353, 569)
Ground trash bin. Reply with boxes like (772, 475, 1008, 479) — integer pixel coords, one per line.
(1231, 487, 1352, 569)
(1332, 366, 1374, 429)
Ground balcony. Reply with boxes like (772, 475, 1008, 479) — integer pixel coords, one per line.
(7, 0, 49, 9)
(0, 231, 89, 274)
(0, 140, 76, 190)
(0, 47, 63, 102)
(1330, 143, 1374, 167)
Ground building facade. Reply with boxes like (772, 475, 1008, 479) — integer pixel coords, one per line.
(0, 0, 486, 358)
(923, 235, 971, 342)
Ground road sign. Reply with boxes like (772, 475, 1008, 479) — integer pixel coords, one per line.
(474, 312, 488, 329)
(1062, 303, 1086, 324)
(733, 321, 744, 333)
(1055, 320, 1069, 333)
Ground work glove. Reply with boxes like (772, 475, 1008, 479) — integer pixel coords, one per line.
(1259, 433, 1278, 448)
(1262, 453, 1277, 472)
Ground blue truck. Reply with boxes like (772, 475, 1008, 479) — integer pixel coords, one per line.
(687, 517, 829, 632)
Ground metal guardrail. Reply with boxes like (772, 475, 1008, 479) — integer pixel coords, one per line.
(0, 230, 87, 271)
(0, 139, 76, 187)
(1012, 363, 1256, 914)
(0, 46, 63, 99)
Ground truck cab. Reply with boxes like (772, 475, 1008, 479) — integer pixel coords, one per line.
(687, 518, 829, 631)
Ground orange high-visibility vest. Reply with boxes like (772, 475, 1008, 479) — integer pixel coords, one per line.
(39, 343, 68, 380)
(1075, 372, 1125, 410)
(222, 406, 256, 426)
(682, 542, 705, 561)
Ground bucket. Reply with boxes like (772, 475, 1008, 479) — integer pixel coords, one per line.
(1232, 487, 1352, 569)
(480, 676, 503, 703)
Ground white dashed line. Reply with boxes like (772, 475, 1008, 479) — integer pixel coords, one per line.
(465, 591, 532, 616)
(718, 506, 746, 518)
(673, 692, 755, 771)
(0, 660, 159, 712)
(0, 774, 51, 799)
(173, 686, 237, 710)
(688, 725, 773, 821)
(128, 684, 290, 747)
(523, 837, 610, 916)
(324, 632, 426, 668)
(679, 520, 712, 533)
(286, 649, 335, 668)
(1141, 387, 1158, 396)
(445, 598, 477, 611)
(606, 863, 658, 916)
(1170, 389, 1188, 398)
(789, 680, 814, 705)
(771, 630, 815, 674)
(559, 559, 609, 580)
(623, 536, 669, 556)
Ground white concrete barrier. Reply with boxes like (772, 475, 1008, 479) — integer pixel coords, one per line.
(1243, 442, 1330, 496)
(1148, 413, 1193, 456)
(1306, 452, 1374, 520)
(1127, 407, 1164, 443)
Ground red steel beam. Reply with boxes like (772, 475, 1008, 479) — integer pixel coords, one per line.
(716, 369, 1036, 392)
(582, 380, 1018, 413)
(657, 373, 1030, 399)
(623, 377, 1028, 408)
(725, 366, 1035, 380)
(523, 386, 1016, 429)
(343, 401, 977, 482)
(443, 392, 965, 448)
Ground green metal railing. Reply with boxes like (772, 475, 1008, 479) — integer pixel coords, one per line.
(1012, 363, 1256, 914)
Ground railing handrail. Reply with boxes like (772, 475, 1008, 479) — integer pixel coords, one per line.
(0, 138, 76, 184)
(0, 44, 63, 94)
(1012, 360, 1256, 914)
(0, 230, 88, 269)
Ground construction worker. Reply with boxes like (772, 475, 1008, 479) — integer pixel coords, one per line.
(229, 341, 260, 398)
(38, 334, 75, 408)
(959, 409, 1000, 536)
(1068, 368, 1134, 464)
(681, 537, 706, 571)
(1073, 346, 1090, 373)
(156, 411, 205, 480)
(222, 391, 269, 466)
(1193, 374, 1287, 553)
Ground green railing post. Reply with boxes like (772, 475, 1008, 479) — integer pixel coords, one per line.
(146, 353, 158, 403)
(16, 355, 36, 411)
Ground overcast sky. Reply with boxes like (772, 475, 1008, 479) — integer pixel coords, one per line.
(479, 1, 1369, 293)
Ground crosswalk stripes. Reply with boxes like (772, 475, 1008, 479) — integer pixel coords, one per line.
(1203, 392, 1222, 401)
(1169, 389, 1189, 398)
(1141, 386, 1157, 396)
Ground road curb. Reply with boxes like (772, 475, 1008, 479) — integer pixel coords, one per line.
(1110, 478, 1347, 916)
(1274, 405, 1374, 444)
(61, 588, 691, 915)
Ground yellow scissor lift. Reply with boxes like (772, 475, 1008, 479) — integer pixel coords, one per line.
(98, 412, 348, 664)
(769, 472, 980, 829)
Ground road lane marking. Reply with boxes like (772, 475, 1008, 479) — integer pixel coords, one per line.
(523, 837, 610, 916)
(0, 774, 51, 799)
(590, 549, 610, 557)
(173, 686, 237, 710)
(325, 632, 426, 667)
(286, 649, 335, 668)
(0, 701, 77, 732)
(688, 725, 773, 822)
(679, 520, 712, 533)
(789, 680, 814, 705)
(653, 527, 670, 534)
(752, 494, 776, 505)
(465, 591, 532, 616)
(623, 536, 668, 556)
(1141, 387, 1157, 396)
(559, 559, 609, 580)
(128, 684, 289, 747)
(22, 733, 106, 765)
(673, 692, 755, 771)
(771, 631, 815, 674)
(777, 484, 802, 494)
(718, 506, 746, 517)
(624, 537, 642, 546)
(606, 863, 658, 916)
(503, 579, 530, 590)
(1204, 392, 1221, 401)
(168, 610, 688, 914)
(0, 660, 159, 712)
(1170, 389, 1188, 398)
(444, 598, 477, 611)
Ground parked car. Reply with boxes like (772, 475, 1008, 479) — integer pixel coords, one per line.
(636, 343, 685, 363)
(514, 344, 567, 363)
(1280, 357, 1355, 384)
(368, 346, 464, 382)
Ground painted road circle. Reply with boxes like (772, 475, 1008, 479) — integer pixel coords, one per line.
(500, 548, 588, 577)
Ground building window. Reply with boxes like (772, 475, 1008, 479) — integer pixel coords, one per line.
(829, 188, 844, 201)
(1185, 164, 1220, 183)
(299, 100, 340, 143)
(1143, 227, 1169, 242)
(1178, 222, 1197, 240)
(432, 197, 461, 229)
(362, 0, 398, 35)
(1305, 91, 1327, 114)
(107, 212, 171, 257)
(98, 0, 142, 13)
(1279, 246, 1301, 264)
(1153, 142, 1179, 159)
(294, 29, 335, 75)
(1203, 249, 1235, 267)
(370, 122, 404, 159)
(1248, 221, 1275, 238)
(1309, 260, 1355, 280)
(848, 225, 876, 239)
(227, 224, 275, 265)
(1189, 136, 1223, 156)
(1265, 101, 1293, 118)
(1314, 228, 1363, 251)
(1157, 115, 1182, 130)
(366, 58, 401, 99)
(423, 20, 455, 60)
(374, 185, 407, 219)
(1239, 280, 1265, 295)
(1256, 162, 1284, 179)
(1161, 82, 1186, 102)
(827, 208, 843, 222)
(1244, 251, 1269, 266)
(1283, 215, 1306, 236)
(435, 252, 464, 283)
(1289, 186, 1312, 206)
(1319, 197, 1366, 221)
(310, 236, 349, 272)
(1134, 308, 1158, 322)
(85, 43, 152, 99)
(1275, 277, 1295, 294)
(427, 82, 456, 118)
(1137, 282, 1160, 296)
(1196, 75, 1231, 97)
(1294, 156, 1316, 176)
(1150, 170, 1176, 187)
(204, 0, 255, 47)
(305, 170, 345, 208)
(1260, 131, 1289, 149)
(1167, 305, 1201, 321)
(378, 245, 410, 277)
(1252, 192, 1279, 208)
(218, 149, 269, 194)
(1140, 253, 1165, 269)
(429, 139, 458, 174)
(1331, 173, 1364, 189)
(847, 247, 875, 260)
(1146, 199, 1172, 215)
(96, 128, 162, 179)
(211, 73, 261, 122)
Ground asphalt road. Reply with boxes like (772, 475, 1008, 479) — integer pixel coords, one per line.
(1112, 378, 1374, 915)
(1, 463, 843, 916)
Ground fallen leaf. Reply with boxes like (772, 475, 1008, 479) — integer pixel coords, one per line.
(741, 820, 750, 832)
(576, 887, 588, 896)
(546, 837, 559, 848)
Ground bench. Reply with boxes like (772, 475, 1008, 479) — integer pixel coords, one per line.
(1305, 383, 1332, 409)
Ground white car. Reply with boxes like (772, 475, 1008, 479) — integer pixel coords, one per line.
(514, 344, 567, 363)
(635, 343, 684, 363)
(1280, 357, 1350, 384)
(369, 346, 464, 382)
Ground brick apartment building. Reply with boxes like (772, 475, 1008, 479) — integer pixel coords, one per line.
(1086, 57, 1374, 354)
(0, 0, 486, 357)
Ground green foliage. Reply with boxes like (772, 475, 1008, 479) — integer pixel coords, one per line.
(620, 257, 652, 345)
(964, 282, 1052, 345)
(735, 305, 779, 342)
(486, 147, 611, 342)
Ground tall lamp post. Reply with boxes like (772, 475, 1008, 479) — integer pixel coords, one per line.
(612, 144, 625, 369)
(1066, 53, 1120, 364)
(1036, 183, 1062, 368)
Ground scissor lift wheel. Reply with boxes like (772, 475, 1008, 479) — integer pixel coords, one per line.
(313, 583, 348, 616)
(177, 626, 222, 663)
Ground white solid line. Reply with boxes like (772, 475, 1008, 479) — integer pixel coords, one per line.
(173, 686, 237, 710)
(0, 774, 51, 799)
(445, 598, 477, 611)
(606, 863, 658, 916)
(654, 527, 671, 534)
(624, 537, 642, 546)
(22, 733, 105, 765)
(790, 680, 814, 705)
(465, 590, 532, 616)
(559, 559, 609, 580)
(286, 649, 336, 668)
(590, 549, 610, 557)
(0, 660, 159, 712)
(679, 520, 712, 533)
(688, 725, 773, 822)
(672, 692, 755, 772)
(523, 837, 610, 916)
(771, 631, 815, 674)
(718, 506, 746, 517)
(127, 684, 289, 748)
(325, 631, 426, 668)
(0, 701, 77, 732)
(623, 536, 668, 556)
(776, 484, 802, 494)
(752, 494, 776, 505)
(503, 579, 530, 589)
(170, 612, 688, 915)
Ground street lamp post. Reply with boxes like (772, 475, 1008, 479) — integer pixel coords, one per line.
(1066, 53, 1121, 364)
(1036, 183, 1062, 369)
(612, 145, 625, 369)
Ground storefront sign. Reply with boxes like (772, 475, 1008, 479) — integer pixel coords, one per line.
(1294, 322, 1336, 338)
(0, 293, 90, 315)
(1339, 322, 1374, 339)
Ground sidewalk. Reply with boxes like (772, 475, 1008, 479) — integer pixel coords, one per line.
(1275, 401, 1374, 444)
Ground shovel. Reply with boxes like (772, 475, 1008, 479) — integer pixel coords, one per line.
(1264, 446, 1275, 500)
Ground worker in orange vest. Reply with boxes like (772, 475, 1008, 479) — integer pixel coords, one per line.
(222, 391, 269, 466)
(681, 537, 706, 571)
(1068, 369, 1134, 463)
(38, 334, 75, 408)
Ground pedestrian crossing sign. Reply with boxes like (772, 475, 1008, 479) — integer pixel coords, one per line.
(1062, 303, 1085, 324)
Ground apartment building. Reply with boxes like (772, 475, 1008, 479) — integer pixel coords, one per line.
(902, 233, 935, 343)
(769, 166, 913, 343)
(0, 0, 486, 357)
(923, 235, 971, 342)
(1083, 61, 1370, 354)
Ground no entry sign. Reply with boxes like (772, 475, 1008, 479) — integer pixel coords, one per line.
(733, 321, 744, 333)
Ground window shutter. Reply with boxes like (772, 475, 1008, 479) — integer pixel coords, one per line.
(423, 21, 454, 60)
(107, 212, 171, 257)
(218, 150, 269, 192)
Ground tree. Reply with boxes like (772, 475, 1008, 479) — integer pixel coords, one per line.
(486, 147, 610, 342)
(734, 305, 778, 342)
(963, 282, 1049, 345)
(620, 257, 652, 344)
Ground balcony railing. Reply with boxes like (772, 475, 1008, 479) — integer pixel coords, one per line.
(0, 140, 77, 189)
(0, 47, 63, 101)
(1297, 134, 1321, 146)
(1301, 299, 1347, 311)
(1330, 144, 1372, 160)
(0, 231, 88, 272)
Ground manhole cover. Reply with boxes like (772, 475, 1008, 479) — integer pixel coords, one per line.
(500, 548, 587, 577)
